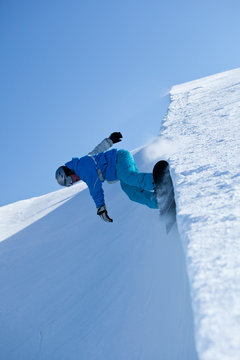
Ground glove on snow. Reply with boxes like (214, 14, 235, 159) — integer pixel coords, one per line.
(97, 205, 113, 223)
(109, 132, 122, 144)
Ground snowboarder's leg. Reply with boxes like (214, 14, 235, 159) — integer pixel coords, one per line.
(116, 150, 154, 191)
(120, 181, 158, 209)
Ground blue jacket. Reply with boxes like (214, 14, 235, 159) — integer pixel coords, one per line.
(65, 149, 118, 208)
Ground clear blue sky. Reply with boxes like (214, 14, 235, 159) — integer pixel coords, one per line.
(1, 0, 239, 206)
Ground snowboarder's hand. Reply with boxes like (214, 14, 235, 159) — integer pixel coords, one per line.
(97, 205, 113, 223)
(109, 132, 122, 144)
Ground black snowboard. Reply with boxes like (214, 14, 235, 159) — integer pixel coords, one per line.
(153, 160, 176, 233)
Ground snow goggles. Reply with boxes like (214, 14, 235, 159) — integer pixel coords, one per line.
(64, 174, 79, 187)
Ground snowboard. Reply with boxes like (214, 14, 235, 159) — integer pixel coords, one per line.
(153, 160, 176, 233)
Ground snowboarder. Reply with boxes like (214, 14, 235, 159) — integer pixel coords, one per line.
(55, 132, 158, 222)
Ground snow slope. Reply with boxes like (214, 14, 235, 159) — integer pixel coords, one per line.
(1, 68, 239, 360)
(159, 68, 240, 360)
(0, 149, 197, 359)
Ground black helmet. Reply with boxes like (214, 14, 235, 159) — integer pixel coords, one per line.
(55, 166, 73, 187)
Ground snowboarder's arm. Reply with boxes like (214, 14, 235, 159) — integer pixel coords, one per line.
(87, 177, 113, 222)
(88, 132, 122, 155)
(87, 176, 105, 208)
(88, 138, 113, 155)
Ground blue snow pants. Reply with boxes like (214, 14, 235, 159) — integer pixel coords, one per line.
(116, 150, 158, 209)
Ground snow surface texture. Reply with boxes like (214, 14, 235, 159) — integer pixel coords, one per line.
(0, 150, 197, 359)
(160, 68, 240, 360)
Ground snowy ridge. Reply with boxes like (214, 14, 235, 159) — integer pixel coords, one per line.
(161, 68, 240, 360)
(0, 182, 86, 243)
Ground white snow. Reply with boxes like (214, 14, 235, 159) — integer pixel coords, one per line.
(1, 67, 240, 360)
(0, 182, 87, 243)
(159, 68, 240, 360)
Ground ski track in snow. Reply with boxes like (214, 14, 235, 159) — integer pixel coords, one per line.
(159, 68, 240, 360)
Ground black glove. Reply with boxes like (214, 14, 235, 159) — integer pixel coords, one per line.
(97, 205, 113, 223)
(109, 132, 123, 144)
